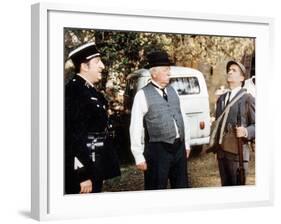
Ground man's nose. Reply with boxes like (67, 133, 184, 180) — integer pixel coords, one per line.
(100, 61, 105, 69)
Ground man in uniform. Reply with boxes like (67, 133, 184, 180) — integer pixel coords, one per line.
(210, 60, 255, 186)
(65, 42, 120, 194)
(129, 51, 191, 190)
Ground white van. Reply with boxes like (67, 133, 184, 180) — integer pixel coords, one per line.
(124, 66, 210, 149)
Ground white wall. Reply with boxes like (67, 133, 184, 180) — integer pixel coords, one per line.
(0, 0, 279, 223)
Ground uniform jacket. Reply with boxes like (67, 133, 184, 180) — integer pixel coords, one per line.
(64, 74, 120, 193)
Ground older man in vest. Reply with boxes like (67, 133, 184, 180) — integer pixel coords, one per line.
(130, 51, 191, 190)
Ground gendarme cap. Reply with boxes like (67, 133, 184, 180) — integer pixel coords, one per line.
(68, 42, 101, 68)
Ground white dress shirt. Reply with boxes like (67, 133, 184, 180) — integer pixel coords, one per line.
(130, 81, 191, 165)
(224, 86, 248, 137)
(225, 86, 242, 106)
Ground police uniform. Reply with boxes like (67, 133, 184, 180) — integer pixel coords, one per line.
(64, 43, 120, 194)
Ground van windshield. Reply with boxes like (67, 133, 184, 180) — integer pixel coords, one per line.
(170, 77, 200, 95)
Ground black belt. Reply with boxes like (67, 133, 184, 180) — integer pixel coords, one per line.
(87, 130, 115, 140)
(173, 138, 181, 144)
(86, 131, 114, 162)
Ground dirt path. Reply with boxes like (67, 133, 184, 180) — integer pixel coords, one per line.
(103, 150, 255, 192)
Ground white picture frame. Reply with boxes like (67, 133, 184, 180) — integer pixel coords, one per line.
(31, 2, 274, 221)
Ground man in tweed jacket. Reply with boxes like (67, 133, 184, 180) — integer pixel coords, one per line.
(212, 60, 255, 186)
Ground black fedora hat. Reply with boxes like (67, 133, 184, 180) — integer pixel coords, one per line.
(145, 51, 174, 69)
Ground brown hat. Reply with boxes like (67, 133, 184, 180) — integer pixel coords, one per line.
(226, 60, 247, 77)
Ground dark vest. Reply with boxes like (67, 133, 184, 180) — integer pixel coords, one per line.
(142, 83, 185, 144)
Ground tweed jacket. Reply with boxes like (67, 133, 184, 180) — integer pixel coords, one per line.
(215, 88, 255, 144)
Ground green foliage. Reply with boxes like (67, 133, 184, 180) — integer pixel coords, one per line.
(64, 28, 254, 113)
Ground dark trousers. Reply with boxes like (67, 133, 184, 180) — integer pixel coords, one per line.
(143, 139, 188, 190)
(217, 147, 249, 186)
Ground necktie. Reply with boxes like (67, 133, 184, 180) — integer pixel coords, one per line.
(161, 88, 168, 101)
(151, 82, 168, 101)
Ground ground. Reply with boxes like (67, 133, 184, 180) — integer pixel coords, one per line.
(103, 149, 255, 192)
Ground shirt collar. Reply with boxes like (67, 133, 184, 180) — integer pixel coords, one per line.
(151, 80, 165, 90)
(77, 73, 94, 88)
(229, 86, 242, 99)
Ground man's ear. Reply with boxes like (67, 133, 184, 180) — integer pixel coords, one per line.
(239, 67, 245, 82)
(80, 62, 89, 73)
(151, 68, 158, 79)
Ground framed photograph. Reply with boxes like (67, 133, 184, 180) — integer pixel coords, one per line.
(31, 2, 274, 221)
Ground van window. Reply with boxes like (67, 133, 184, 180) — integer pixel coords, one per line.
(170, 77, 200, 95)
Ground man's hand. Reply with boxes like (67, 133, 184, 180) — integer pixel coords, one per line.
(236, 126, 247, 138)
(186, 149, 191, 159)
(80, 179, 92, 193)
(136, 161, 147, 171)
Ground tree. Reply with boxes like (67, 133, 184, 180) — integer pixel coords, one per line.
(165, 34, 254, 67)
(64, 28, 255, 114)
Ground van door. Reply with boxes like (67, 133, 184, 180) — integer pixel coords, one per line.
(170, 76, 210, 146)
